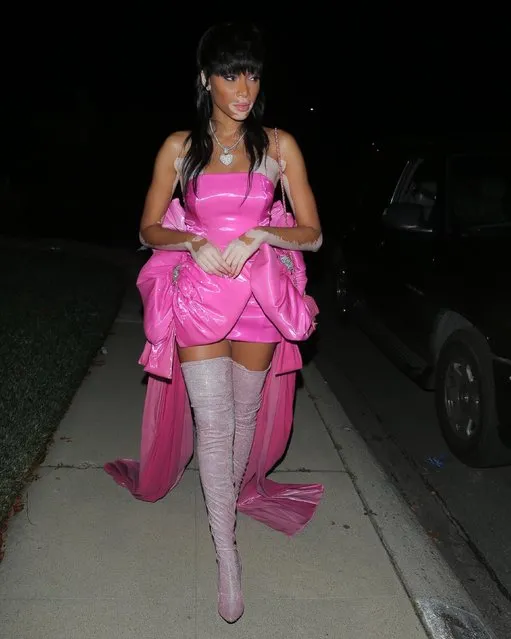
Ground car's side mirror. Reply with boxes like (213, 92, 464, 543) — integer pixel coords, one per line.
(382, 202, 433, 233)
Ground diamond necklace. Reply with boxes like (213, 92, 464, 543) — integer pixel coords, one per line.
(209, 121, 246, 166)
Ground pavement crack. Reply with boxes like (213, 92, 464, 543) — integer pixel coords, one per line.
(41, 463, 103, 470)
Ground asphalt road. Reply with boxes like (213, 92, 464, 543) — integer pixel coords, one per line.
(305, 279, 511, 639)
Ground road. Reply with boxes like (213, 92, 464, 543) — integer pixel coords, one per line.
(306, 280, 511, 639)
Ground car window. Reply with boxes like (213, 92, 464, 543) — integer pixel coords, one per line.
(357, 151, 407, 218)
(394, 158, 440, 225)
(448, 153, 511, 230)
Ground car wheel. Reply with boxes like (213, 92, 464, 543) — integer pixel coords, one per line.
(435, 328, 511, 467)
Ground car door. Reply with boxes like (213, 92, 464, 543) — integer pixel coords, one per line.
(433, 151, 511, 341)
(370, 154, 445, 357)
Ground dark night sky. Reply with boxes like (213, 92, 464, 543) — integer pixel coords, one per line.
(2, 11, 510, 246)
(6, 11, 510, 130)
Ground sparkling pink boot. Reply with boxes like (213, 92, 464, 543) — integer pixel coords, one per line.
(180, 357, 244, 624)
(232, 362, 270, 495)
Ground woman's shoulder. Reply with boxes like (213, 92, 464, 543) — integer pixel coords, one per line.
(263, 126, 295, 138)
(264, 127, 300, 160)
(160, 130, 192, 161)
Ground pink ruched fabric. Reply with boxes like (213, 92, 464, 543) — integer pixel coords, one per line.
(104, 172, 323, 535)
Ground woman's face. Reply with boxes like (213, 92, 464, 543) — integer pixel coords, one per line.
(207, 71, 261, 121)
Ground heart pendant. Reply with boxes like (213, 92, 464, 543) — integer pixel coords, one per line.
(220, 153, 233, 166)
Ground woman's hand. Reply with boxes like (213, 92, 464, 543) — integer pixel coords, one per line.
(187, 236, 232, 276)
(222, 229, 267, 278)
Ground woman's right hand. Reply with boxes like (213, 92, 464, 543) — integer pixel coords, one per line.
(187, 236, 232, 276)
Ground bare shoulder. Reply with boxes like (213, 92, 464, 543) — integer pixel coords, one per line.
(158, 130, 191, 164)
(265, 127, 302, 161)
(277, 129, 302, 157)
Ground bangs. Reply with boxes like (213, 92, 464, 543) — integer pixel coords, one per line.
(207, 53, 263, 78)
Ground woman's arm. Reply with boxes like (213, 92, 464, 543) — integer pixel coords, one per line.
(252, 129, 322, 251)
(138, 132, 196, 251)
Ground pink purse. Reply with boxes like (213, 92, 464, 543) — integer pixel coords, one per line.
(250, 129, 319, 341)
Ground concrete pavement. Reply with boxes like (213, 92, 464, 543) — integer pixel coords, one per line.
(0, 275, 491, 638)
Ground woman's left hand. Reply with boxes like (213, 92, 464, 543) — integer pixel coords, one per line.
(222, 229, 267, 278)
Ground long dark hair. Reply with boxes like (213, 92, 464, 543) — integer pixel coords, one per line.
(181, 22, 269, 196)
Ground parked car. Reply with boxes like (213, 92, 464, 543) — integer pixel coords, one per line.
(336, 135, 511, 467)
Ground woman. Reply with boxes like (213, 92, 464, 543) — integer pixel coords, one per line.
(105, 21, 323, 624)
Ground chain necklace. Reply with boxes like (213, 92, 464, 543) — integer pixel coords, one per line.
(209, 121, 246, 166)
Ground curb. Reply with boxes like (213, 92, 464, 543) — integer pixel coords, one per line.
(302, 362, 497, 639)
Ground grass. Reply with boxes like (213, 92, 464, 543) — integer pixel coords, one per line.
(0, 245, 126, 528)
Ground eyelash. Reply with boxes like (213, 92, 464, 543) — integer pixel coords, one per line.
(224, 75, 260, 82)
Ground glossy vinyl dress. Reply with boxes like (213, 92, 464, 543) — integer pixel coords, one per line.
(104, 158, 324, 536)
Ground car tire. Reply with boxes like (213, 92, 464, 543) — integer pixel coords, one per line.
(435, 328, 511, 467)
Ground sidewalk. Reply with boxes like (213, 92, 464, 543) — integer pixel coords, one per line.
(0, 277, 481, 638)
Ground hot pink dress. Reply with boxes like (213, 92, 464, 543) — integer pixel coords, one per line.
(104, 156, 324, 536)
(174, 156, 283, 345)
